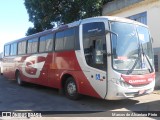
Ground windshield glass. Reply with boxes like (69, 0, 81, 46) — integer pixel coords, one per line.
(110, 21, 154, 74)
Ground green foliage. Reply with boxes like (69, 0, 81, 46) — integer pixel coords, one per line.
(24, 0, 113, 35)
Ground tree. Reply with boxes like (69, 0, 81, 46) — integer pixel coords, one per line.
(24, 0, 113, 35)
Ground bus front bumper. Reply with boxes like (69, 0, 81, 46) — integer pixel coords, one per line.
(105, 79, 155, 100)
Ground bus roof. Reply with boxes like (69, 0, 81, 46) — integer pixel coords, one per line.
(4, 20, 81, 45)
(81, 16, 147, 27)
(4, 16, 148, 45)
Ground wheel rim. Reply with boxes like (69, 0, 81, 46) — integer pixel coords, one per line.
(67, 81, 76, 96)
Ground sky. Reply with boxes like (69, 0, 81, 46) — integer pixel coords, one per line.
(0, 0, 33, 53)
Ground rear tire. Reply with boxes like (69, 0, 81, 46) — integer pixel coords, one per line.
(65, 77, 80, 100)
(16, 72, 24, 86)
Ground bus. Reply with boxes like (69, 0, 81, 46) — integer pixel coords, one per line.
(2, 16, 155, 100)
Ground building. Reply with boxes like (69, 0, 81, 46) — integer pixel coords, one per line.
(103, 0, 160, 87)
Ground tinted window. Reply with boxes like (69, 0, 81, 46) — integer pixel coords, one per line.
(10, 43, 17, 55)
(39, 36, 46, 52)
(55, 28, 75, 51)
(39, 34, 53, 52)
(27, 38, 38, 53)
(83, 22, 105, 38)
(55, 31, 64, 51)
(46, 34, 53, 51)
(4, 45, 10, 56)
(64, 28, 75, 50)
(18, 41, 26, 55)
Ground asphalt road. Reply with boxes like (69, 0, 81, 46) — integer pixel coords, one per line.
(0, 75, 160, 118)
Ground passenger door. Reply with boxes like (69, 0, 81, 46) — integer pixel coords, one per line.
(78, 19, 109, 98)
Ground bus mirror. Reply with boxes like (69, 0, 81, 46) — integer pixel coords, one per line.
(105, 30, 118, 37)
(105, 30, 118, 46)
(106, 30, 118, 56)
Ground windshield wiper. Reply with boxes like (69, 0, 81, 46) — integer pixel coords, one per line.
(126, 43, 153, 75)
(140, 43, 153, 73)
(126, 44, 141, 75)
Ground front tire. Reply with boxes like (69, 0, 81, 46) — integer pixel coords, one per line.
(16, 72, 24, 86)
(65, 77, 80, 100)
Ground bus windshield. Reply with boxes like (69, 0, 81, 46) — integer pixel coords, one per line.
(110, 21, 154, 74)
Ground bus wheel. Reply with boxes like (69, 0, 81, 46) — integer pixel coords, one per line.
(16, 72, 24, 86)
(65, 77, 80, 100)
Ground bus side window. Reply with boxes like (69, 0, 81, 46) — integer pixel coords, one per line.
(4, 45, 10, 56)
(39, 34, 53, 52)
(10, 43, 17, 56)
(46, 34, 53, 51)
(39, 36, 46, 52)
(18, 41, 26, 55)
(27, 38, 38, 54)
(55, 27, 75, 51)
(64, 28, 75, 50)
(55, 31, 64, 51)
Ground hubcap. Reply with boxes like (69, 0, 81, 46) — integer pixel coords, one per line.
(67, 81, 76, 96)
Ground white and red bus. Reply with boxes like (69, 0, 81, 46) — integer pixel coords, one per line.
(2, 16, 155, 100)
